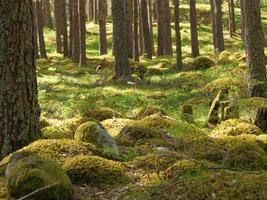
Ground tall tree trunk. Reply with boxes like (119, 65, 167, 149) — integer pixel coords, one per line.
(148, 0, 155, 55)
(0, 0, 41, 157)
(138, 0, 144, 56)
(156, 0, 165, 55)
(72, 0, 80, 63)
(125, 0, 134, 58)
(43, 0, 53, 29)
(163, 0, 173, 56)
(94, 0, 99, 24)
(79, 0, 87, 66)
(141, 0, 153, 59)
(212, 0, 224, 53)
(240, 0, 245, 42)
(189, 0, 200, 57)
(99, 0, 108, 55)
(36, 0, 47, 59)
(33, 1, 39, 58)
(55, 0, 63, 53)
(62, 0, 69, 57)
(173, 0, 182, 71)
(242, 0, 267, 97)
(69, 0, 73, 57)
(112, 0, 131, 79)
(228, 0, 236, 37)
(133, 0, 140, 61)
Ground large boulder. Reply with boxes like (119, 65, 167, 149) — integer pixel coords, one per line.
(75, 121, 119, 154)
(6, 153, 73, 200)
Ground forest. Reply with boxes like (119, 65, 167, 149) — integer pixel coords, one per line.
(0, 0, 267, 199)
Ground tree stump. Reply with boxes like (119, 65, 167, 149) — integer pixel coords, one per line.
(206, 91, 224, 127)
(255, 107, 267, 132)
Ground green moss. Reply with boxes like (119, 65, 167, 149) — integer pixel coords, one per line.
(192, 56, 215, 70)
(62, 155, 128, 187)
(101, 118, 135, 137)
(82, 107, 122, 121)
(129, 153, 178, 172)
(7, 154, 73, 200)
(210, 119, 263, 137)
(130, 106, 167, 119)
(0, 177, 7, 199)
(222, 137, 267, 170)
(203, 77, 246, 95)
(42, 126, 74, 139)
(165, 159, 215, 179)
(217, 51, 232, 65)
(164, 170, 267, 200)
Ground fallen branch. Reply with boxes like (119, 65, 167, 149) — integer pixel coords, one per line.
(18, 182, 60, 200)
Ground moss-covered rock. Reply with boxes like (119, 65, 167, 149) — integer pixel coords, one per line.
(217, 51, 232, 65)
(0, 177, 7, 200)
(146, 91, 167, 100)
(62, 155, 128, 186)
(75, 121, 119, 154)
(210, 119, 263, 137)
(82, 107, 122, 121)
(130, 106, 166, 119)
(222, 137, 267, 170)
(203, 77, 246, 95)
(163, 170, 267, 200)
(42, 126, 73, 139)
(192, 56, 215, 70)
(6, 154, 73, 200)
(116, 121, 164, 146)
(101, 118, 135, 137)
(129, 153, 179, 172)
(165, 159, 215, 179)
(237, 97, 267, 121)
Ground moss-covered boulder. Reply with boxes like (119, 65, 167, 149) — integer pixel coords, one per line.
(165, 159, 215, 179)
(82, 107, 122, 121)
(6, 153, 73, 200)
(192, 56, 215, 70)
(62, 155, 128, 187)
(101, 118, 135, 137)
(129, 153, 179, 172)
(75, 121, 119, 154)
(0, 139, 97, 167)
(237, 97, 267, 121)
(130, 105, 166, 119)
(203, 77, 246, 95)
(217, 51, 232, 65)
(222, 137, 267, 170)
(117, 121, 164, 146)
(210, 119, 263, 137)
(42, 126, 73, 139)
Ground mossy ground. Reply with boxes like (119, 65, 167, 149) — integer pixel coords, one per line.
(1, 2, 267, 200)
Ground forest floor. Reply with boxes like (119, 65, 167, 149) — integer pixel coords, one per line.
(1, 3, 267, 200)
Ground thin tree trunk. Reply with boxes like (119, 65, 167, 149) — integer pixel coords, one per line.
(79, 0, 87, 66)
(133, 0, 140, 61)
(174, 0, 182, 71)
(99, 0, 108, 55)
(72, 0, 80, 63)
(189, 0, 200, 57)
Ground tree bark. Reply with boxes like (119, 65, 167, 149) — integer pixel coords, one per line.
(124, 0, 134, 58)
(72, 0, 80, 63)
(36, 0, 47, 59)
(242, 0, 267, 97)
(112, 0, 131, 79)
(189, 0, 200, 57)
(212, 0, 224, 53)
(99, 0, 108, 55)
(173, 0, 182, 71)
(228, 0, 236, 37)
(79, 0, 87, 66)
(133, 0, 140, 62)
(0, 0, 41, 157)
(255, 107, 267, 131)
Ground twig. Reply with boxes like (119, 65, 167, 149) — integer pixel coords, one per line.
(18, 182, 60, 200)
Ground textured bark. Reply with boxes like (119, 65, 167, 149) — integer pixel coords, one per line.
(141, 0, 153, 59)
(133, 0, 140, 62)
(163, 0, 173, 56)
(33, 2, 39, 58)
(72, 0, 80, 63)
(212, 0, 224, 53)
(0, 0, 41, 157)
(173, 0, 182, 71)
(36, 0, 47, 59)
(228, 0, 236, 37)
(148, 0, 155, 55)
(99, 0, 108, 55)
(68, 0, 73, 57)
(189, 0, 200, 57)
(156, 0, 165, 55)
(124, 0, 134, 58)
(79, 0, 87, 66)
(54, 0, 63, 53)
(255, 107, 267, 131)
(62, 0, 69, 57)
(112, 0, 131, 79)
(242, 0, 267, 97)
(43, 0, 53, 29)
(138, 0, 144, 56)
